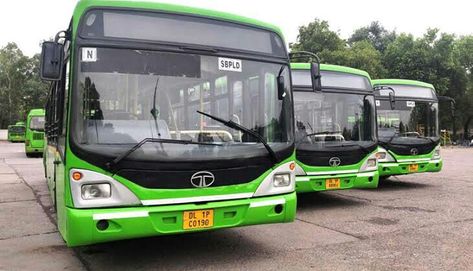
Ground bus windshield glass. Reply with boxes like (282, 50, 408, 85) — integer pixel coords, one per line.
(292, 70, 371, 90)
(375, 85, 436, 99)
(30, 116, 45, 131)
(80, 9, 286, 57)
(294, 91, 376, 150)
(73, 47, 293, 162)
(377, 99, 439, 143)
(9, 126, 25, 133)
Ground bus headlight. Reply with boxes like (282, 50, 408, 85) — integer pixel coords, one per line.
(70, 169, 140, 208)
(433, 147, 441, 159)
(366, 158, 377, 168)
(375, 152, 386, 160)
(375, 148, 395, 162)
(360, 153, 378, 172)
(273, 173, 291, 187)
(254, 161, 295, 197)
(81, 184, 111, 200)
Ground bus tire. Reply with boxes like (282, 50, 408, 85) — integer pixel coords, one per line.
(380, 175, 391, 181)
(26, 153, 34, 158)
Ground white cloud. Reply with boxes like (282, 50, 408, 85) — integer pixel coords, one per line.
(1, 0, 471, 56)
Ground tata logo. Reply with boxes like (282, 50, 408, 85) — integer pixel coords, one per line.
(329, 157, 341, 167)
(410, 148, 419, 155)
(190, 171, 215, 188)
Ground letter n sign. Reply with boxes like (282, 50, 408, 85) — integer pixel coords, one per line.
(81, 48, 97, 62)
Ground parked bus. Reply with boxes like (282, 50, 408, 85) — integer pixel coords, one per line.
(291, 62, 379, 193)
(25, 109, 45, 157)
(40, 0, 297, 246)
(7, 122, 26, 142)
(372, 79, 442, 178)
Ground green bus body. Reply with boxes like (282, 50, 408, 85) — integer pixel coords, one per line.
(7, 123, 26, 142)
(291, 63, 380, 193)
(43, 0, 296, 247)
(373, 79, 442, 177)
(25, 109, 45, 156)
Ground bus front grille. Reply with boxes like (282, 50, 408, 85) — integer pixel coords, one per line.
(33, 133, 44, 141)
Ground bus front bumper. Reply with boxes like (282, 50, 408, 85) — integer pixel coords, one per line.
(63, 192, 296, 247)
(379, 159, 443, 176)
(295, 170, 379, 193)
(25, 144, 44, 154)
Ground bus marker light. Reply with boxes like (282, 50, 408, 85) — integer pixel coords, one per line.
(289, 162, 296, 171)
(72, 171, 83, 181)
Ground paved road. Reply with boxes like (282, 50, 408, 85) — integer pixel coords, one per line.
(0, 141, 472, 271)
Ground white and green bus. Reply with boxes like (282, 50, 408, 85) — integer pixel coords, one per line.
(373, 79, 442, 178)
(41, 0, 296, 246)
(291, 62, 379, 193)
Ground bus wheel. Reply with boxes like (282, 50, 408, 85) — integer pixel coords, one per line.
(380, 176, 391, 181)
(26, 153, 34, 158)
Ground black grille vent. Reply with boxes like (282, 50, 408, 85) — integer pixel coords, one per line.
(380, 141, 437, 156)
(117, 165, 268, 189)
(33, 132, 44, 140)
(296, 143, 377, 167)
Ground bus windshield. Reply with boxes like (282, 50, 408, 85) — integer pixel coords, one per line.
(30, 116, 45, 131)
(9, 126, 25, 133)
(377, 99, 439, 143)
(73, 48, 293, 162)
(294, 91, 376, 150)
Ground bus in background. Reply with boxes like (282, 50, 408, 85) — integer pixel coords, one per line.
(25, 109, 45, 157)
(291, 62, 379, 193)
(40, 0, 296, 247)
(373, 79, 442, 179)
(7, 122, 26, 142)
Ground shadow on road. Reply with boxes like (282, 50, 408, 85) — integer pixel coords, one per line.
(374, 177, 433, 191)
(75, 229, 270, 270)
(296, 192, 366, 211)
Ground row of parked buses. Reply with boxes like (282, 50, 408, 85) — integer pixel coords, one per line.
(7, 109, 46, 157)
(37, 0, 445, 246)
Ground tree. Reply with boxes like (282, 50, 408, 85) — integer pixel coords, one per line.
(0, 43, 49, 128)
(290, 19, 345, 56)
(348, 21, 396, 53)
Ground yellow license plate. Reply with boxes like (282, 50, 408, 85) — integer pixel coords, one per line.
(409, 164, 419, 172)
(326, 179, 341, 189)
(183, 209, 214, 230)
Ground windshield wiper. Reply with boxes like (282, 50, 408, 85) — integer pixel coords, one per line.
(196, 110, 279, 163)
(179, 45, 219, 53)
(107, 138, 221, 169)
(305, 131, 342, 137)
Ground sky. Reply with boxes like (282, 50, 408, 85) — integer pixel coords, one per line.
(0, 0, 472, 56)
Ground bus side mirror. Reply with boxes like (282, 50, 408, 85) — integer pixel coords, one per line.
(389, 92, 395, 110)
(310, 63, 322, 92)
(277, 75, 286, 100)
(40, 41, 64, 81)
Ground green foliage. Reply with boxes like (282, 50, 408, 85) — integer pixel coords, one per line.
(0, 43, 49, 128)
(291, 19, 473, 140)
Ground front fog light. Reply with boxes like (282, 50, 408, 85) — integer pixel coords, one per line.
(81, 184, 111, 200)
(273, 173, 291, 187)
(366, 158, 377, 167)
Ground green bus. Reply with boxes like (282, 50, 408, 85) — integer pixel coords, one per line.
(7, 122, 26, 142)
(40, 0, 296, 246)
(373, 79, 442, 178)
(291, 63, 379, 192)
(25, 109, 46, 157)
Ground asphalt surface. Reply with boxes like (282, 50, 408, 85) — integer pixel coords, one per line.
(0, 141, 472, 271)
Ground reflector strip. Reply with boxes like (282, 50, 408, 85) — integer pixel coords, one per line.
(93, 211, 149, 221)
(250, 198, 285, 208)
(141, 193, 254, 206)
